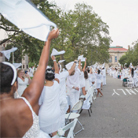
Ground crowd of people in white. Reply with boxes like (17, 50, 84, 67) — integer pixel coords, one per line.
(0, 29, 107, 138)
(15, 51, 107, 137)
(107, 64, 138, 88)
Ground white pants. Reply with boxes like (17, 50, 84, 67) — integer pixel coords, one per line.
(68, 88, 80, 109)
(103, 76, 106, 85)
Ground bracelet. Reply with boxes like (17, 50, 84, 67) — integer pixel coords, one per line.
(53, 60, 56, 62)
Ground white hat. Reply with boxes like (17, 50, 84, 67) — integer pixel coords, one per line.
(51, 48, 65, 57)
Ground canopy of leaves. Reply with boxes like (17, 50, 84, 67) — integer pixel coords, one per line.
(0, 1, 112, 66)
(119, 40, 138, 67)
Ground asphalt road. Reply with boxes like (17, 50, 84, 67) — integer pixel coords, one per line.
(75, 75, 138, 138)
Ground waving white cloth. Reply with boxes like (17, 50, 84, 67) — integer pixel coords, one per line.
(0, 0, 57, 41)
(65, 61, 74, 70)
(78, 55, 83, 60)
(13, 63, 22, 69)
(81, 57, 86, 62)
(0, 47, 17, 60)
(51, 48, 65, 57)
(58, 60, 65, 63)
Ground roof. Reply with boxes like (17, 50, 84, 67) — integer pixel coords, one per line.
(110, 46, 123, 48)
(109, 47, 128, 51)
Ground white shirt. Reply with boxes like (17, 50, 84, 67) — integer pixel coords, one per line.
(17, 77, 29, 96)
(66, 68, 80, 89)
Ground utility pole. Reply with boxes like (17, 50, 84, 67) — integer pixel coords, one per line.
(12, 46, 14, 63)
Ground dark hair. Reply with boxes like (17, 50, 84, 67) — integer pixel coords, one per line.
(84, 71, 88, 79)
(0, 63, 14, 94)
(45, 68, 55, 81)
(98, 69, 100, 74)
(131, 68, 134, 77)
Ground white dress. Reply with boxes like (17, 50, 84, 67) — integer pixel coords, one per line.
(20, 97, 50, 138)
(17, 77, 29, 96)
(39, 81, 61, 134)
(85, 78, 90, 92)
(59, 71, 69, 127)
(79, 71, 85, 88)
(95, 73, 102, 89)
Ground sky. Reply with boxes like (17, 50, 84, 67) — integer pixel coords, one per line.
(48, 0, 138, 49)
(0, 0, 138, 49)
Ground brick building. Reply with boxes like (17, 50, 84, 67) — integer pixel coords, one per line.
(107, 46, 128, 67)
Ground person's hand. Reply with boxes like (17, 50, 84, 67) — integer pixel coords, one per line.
(48, 29, 59, 41)
(25, 73, 30, 78)
(51, 55, 56, 61)
(75, 87, 79, 91)
(85, 58, 87, 61)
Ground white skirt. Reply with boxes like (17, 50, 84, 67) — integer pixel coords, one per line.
(96, 83, 101, 89)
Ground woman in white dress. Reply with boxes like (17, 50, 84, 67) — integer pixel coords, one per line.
(17, 69, 31, 96)
(0, 29, 59, 138)
(79, 58, 87, 95)
(95, 70, 103, 97)
(39, 56, 61, 137)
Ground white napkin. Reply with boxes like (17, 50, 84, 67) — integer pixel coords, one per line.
(81, 57, 86, 62)
(65, 61, 74, 70)
(78, 55, 83, 60)
(13, 63, 22, 69)
(0, 0, 57, 41)
(51, 48, 65, 57)
(58, 60, 65, 63)
(0, 47, 17, 60)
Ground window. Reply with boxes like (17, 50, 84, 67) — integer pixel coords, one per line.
(109, 56, 112, 63)
(115, 56, 117, 62)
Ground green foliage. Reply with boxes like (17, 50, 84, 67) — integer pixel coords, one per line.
(119, 40, 138, 66)
(0, 1, 112, 66)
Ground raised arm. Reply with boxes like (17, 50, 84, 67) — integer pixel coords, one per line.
(22, 29, 59, 112)
(78, 59, 81, 70)
(68, 60, 77, 75)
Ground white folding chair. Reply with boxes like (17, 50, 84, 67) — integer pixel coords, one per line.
(93, 84, 97, 100)
(65, 100, 84, 135)
(80, 90, 92, 116)
(52, 119, 78, 138)
(127, 77, 134, 88)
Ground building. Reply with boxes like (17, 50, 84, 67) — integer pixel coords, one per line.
(108, 46, 128, 67)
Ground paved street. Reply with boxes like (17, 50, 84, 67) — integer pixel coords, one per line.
(75, 75, 138, 138)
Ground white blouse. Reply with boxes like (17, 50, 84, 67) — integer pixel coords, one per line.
(17, 77, 29, 96)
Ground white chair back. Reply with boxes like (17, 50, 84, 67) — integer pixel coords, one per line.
(53, 119, 78, 138)
(71, 100, 83, 112)
(82, 92, 91, 109)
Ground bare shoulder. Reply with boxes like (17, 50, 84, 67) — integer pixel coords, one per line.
(0, 99, 33, 137)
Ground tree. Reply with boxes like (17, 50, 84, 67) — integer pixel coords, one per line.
(0, 2, 112, 66)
